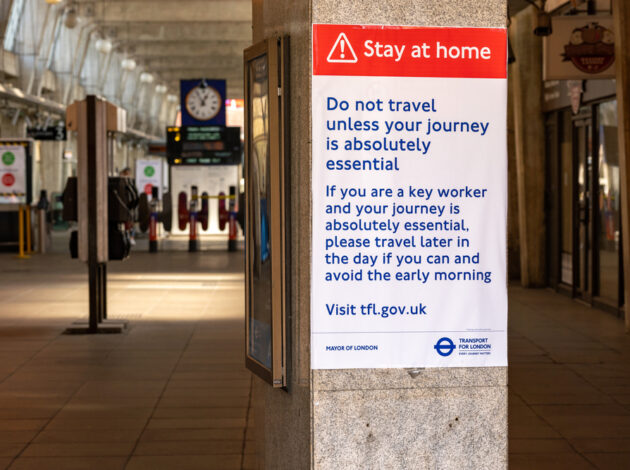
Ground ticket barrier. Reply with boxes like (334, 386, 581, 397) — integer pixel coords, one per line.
(177, 188, 238, 252)
(137, 188, 172, 253)
(177, 186, 208, 252)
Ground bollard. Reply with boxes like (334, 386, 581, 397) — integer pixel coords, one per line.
(36, 190, 49, 254)
(188, 185, 199, 252)
(228, 211, 237, 252)
(16, 206, 30, 259)
(25, 205, 33, 254)
(149, 211, 158, 253)
(228, 185, 237, 252)
(188, 210, 198, 252)
(37, 209, 47, 254)
(149, 187, 159, 253)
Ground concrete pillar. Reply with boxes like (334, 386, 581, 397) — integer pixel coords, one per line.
(252, 1, 508, 468)
(613, 0, 630, 331)
(510, 6, 546, 287)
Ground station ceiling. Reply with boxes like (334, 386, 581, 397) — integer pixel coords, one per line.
(73, 0, 529, 100)
(73, 0, 251, 99)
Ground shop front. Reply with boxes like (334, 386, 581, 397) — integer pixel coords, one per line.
(545, 79, 623, 315)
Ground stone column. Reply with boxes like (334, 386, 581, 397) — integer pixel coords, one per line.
(252, 1, 508, 468)
(613, 0, 630, 331)
(510, 6, 546, 287)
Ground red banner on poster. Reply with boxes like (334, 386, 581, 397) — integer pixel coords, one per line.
(313, 24, 507, 79)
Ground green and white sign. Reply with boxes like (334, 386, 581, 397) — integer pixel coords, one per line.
(0, 145, 26, 204)
(136, 159, 163, 199)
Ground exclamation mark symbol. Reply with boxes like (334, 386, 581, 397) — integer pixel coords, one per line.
(340, 39, 345, 59)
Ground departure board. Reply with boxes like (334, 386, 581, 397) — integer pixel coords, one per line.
(166, 126, 241, 165)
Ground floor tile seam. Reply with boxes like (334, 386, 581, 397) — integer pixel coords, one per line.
(99, 289, 172, 363)
(123, 296, 212, 470)
(561, 363, 630, 410)
(517, 390, 602, 468)
(6, 375, 87, 469)
(516, 298, 628, 350)
(511, 322, 624, 365)
(0, 325, 69, 388)
(127, 288, 171, 319)
(0, 286, 38, 305)
(240, 374, 253, 470)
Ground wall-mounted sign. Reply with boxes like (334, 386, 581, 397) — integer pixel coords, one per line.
(542, 78, 616, 113)
(0, 142, 30, 204)
(311, 24, 508, 369)
(544, 16, 615, 80)
(135, 159, 163, 199)
(180, 79, 226, 126)
(166, 126, 241, 166)
(26, 125, 66, 141)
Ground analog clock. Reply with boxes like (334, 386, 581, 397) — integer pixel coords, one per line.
(185, 83, 222, 121)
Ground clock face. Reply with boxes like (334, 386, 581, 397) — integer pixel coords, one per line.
(185, 85, 221, 121)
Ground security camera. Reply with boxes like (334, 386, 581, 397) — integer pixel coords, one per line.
(534, 10, 552, 36)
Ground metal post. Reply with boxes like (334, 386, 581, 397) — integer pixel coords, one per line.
(149, 186, 158, 253)
(188, 186, 198, 252)
(37, 209, 47, 254)
(25, 205, 32, 254)
(86, 95, 103, 331)
(99, 263, 107, 321)
(228, 186, 237, 252)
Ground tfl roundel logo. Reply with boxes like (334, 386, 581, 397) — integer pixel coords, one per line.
(434, 337, 456, 357)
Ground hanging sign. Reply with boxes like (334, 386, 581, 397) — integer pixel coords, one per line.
(311, 24, 508, 369)
(135, 159, 163, 199)
(166, 126, 241, 166)
(544, 16, 615, 80)
(0, 144, 27, 203)
(26, 125, 67, 141)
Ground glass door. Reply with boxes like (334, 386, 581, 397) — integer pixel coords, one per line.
(573, 110, 593, 300)
(595, 100, 623, 311)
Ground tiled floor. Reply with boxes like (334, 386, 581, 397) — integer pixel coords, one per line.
(509, 287, 630, 469)
(2, 241, 630, 469)
(0, 246, 254, 470)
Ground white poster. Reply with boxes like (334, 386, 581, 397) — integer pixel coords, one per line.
(0, 145, 27, 204)
(311, 24, 508, 369)
(136, 159, 163, 199)
(544, 16, 615, 80)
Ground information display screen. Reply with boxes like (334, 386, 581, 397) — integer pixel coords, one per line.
(166, 126, 241, 165)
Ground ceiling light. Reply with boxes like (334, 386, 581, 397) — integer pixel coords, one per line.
(121, 58, 136, 71)
(95, 38, 112, 54)
(140, 73, 154, 84)
(155, 84, 168, 94)
(166, 94, 179, 103)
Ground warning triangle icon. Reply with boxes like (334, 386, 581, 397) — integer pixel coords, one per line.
(326, 33, 358, 63)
